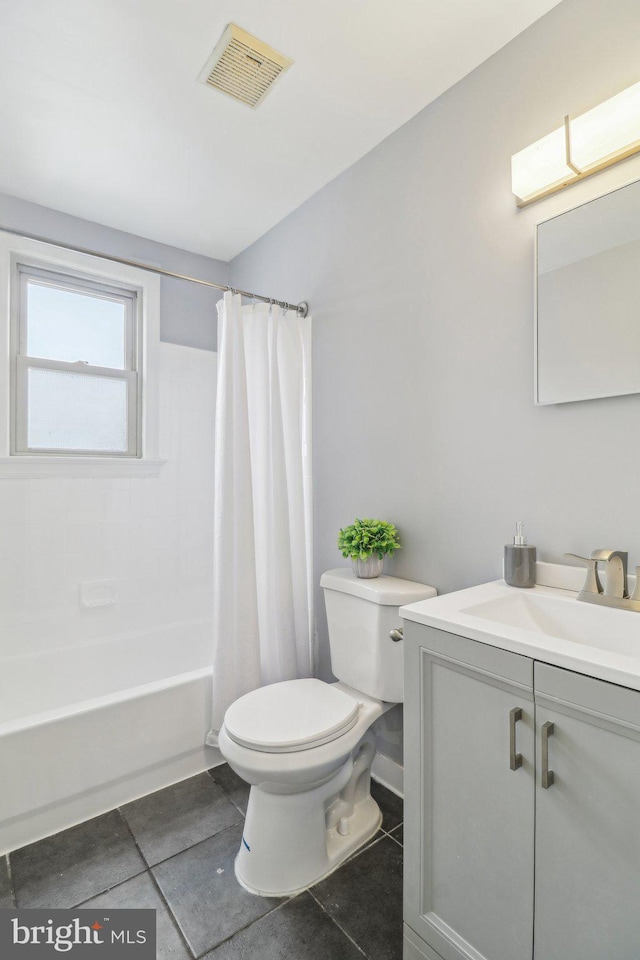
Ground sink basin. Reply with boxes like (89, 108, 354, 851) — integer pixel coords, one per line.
(400, 563, 640, 692)
(462, 590, 640, 658)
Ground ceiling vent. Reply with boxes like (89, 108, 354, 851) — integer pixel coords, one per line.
(198, 24, 293, 108)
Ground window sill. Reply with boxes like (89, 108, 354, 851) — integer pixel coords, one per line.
(0, 457, 166, 480)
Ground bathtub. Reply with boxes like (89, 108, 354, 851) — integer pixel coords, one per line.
(0, 621, 221, 855)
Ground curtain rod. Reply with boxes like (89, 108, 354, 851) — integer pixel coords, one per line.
(0, 224, 309, 317)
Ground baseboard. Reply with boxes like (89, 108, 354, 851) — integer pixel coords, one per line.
(404, 925, 443, 959)
(371, 751, 403, 798)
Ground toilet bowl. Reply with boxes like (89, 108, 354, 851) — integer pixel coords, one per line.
(218, 569, 436, 896)
(218, 678, 389, 895)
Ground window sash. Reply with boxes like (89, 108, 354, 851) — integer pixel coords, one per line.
(17, 264, 137, 371)
(11, 262, 142, 459)
(13, 355, 139, 457)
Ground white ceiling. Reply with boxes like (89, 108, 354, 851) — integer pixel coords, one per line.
(0, 0, 562, 261)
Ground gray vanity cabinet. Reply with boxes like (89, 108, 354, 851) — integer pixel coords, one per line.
(534, 662, 640, 960)
(403, 624, 535, 960)
(404, 623, 640, 960)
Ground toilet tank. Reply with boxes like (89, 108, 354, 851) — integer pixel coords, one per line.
(319, 568, 436, 703)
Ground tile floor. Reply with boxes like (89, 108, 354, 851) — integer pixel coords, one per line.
(1, 766, 404, 960)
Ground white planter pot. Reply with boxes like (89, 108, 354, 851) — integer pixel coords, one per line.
(352, 556, 384, 579)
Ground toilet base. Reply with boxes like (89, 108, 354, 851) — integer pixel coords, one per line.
(233, 739, 382, 897)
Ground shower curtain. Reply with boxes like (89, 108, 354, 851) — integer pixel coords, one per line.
(206, 292, 313, 746)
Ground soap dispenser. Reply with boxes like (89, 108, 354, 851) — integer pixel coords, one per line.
(504, 522, 536, 588)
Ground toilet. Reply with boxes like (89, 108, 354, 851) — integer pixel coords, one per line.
(217, 567, 436, 897)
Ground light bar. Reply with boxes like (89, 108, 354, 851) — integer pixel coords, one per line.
(512, 80, 640, 207)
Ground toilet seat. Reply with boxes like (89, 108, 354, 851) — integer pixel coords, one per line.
(224, 678, 361, 753)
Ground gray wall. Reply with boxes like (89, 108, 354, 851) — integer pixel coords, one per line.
(0, 193, 227, 350)
(230, 0, 640, 761)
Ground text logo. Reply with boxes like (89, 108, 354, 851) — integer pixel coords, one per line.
(0, 909, 156, 958)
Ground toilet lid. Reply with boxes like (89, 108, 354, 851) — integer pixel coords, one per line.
(224, 679, 361, 753)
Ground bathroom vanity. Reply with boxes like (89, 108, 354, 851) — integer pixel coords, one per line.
(400, 564, 640, 960)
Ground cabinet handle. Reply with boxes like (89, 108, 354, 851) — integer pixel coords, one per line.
(541, 720, 555, 789)
(509, 707, 523, 770)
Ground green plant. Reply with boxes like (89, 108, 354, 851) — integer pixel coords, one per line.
(337, 518, 401, 561)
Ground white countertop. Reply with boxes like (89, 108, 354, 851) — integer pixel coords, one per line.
(400, 564, 640, 692)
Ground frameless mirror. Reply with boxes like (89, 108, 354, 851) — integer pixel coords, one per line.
(536, 178, 640, 404)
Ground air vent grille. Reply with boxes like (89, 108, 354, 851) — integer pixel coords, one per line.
(198, 24, 293, 108)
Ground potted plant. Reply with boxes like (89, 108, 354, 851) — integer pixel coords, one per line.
(337, 518, 401, 578)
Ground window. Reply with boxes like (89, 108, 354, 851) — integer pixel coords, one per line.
(14, 266, 140, 457)
(0, 231, 162, 478)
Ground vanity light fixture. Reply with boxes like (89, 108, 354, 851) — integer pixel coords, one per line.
(511, 80, 640, 206)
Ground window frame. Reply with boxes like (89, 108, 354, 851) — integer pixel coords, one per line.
(0, 230, 163, 479)
(13, 264, 141, 458)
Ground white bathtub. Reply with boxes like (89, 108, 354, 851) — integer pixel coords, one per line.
(0, 621, 221, 855)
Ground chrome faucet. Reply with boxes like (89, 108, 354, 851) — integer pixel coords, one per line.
(566, 549, 640, 612)
(590, 549, 628, 598)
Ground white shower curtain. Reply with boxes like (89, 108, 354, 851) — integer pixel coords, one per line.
(206, 292, 313, 746)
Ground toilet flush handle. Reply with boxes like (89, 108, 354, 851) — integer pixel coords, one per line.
(389, 627, 404, 643)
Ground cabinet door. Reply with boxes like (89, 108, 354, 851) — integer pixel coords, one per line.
(404, 625, 535, 960)
(535, 663, 640, 960)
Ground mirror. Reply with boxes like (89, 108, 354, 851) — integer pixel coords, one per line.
(536, 178, 640, 404)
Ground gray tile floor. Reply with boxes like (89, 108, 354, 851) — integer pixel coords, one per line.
(2, 766, 404, 960)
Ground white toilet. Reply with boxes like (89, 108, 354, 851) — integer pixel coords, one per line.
(217, 567, 436, 897)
